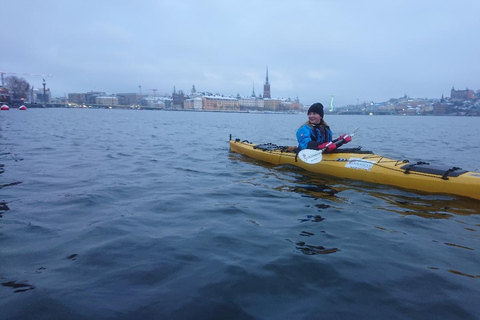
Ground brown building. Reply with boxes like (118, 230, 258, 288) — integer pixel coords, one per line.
(451, 87, 474, 100)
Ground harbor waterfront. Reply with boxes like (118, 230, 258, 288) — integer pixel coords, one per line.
(1, 109, 480, 319)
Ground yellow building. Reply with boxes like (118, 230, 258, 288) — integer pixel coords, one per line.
(202, 96, 239, 111)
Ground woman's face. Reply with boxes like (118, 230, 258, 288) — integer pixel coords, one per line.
(308, 112, 322, 125)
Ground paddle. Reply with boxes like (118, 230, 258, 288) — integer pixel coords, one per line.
(298, 149, 325, 164)
(298, 129, 358, 164)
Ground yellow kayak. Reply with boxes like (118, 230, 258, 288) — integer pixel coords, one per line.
(229, 137, 480, 201)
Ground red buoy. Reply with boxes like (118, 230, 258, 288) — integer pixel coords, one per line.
(19, 105, 27, 110)
(1, 105, 9, 110)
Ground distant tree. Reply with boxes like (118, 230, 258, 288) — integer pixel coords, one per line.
(5, 76, 30, 100)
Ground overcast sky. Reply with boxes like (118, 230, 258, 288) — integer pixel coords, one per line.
(2, 0, 479, 107)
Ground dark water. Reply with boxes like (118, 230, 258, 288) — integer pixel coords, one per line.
(1, 109, 479, 319)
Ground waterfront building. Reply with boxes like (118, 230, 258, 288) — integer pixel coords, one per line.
(85, 92, 106, 105)
(451, 87, 474, 100)
(172, 86, 185, 108)
(238, 96, 264, 111)
(116, 93, 147, 106)
(143, 97, 165, 108)
(202, 95, 239, 111)
(263, 98, 282, 111)
(96, 95, 118, 106)
(68, 93, 86, 104)
(183, 97, 202, 110)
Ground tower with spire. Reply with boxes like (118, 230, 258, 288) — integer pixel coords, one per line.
(263, 67, 271, 99)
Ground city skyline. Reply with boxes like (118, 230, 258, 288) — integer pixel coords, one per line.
(4, 66, 479, 109)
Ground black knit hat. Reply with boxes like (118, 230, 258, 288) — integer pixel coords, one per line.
(308, 103, 324, 117)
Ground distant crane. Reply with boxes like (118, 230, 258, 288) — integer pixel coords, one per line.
(0, 71, 52, 87)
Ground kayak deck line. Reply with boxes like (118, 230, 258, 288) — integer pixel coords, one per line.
(229, 137, 480, 201)
(344, 155, 468, 180)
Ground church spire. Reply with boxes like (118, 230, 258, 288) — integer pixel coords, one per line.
(263, 67, 271, 99)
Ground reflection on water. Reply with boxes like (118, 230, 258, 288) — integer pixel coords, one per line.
(297, 215, 326, 222)
(448, 269, 480, 278)
(0, 160, 10, 218)
(235, 154, 480, 219)
(1, 281, 36, 293)
(290, 239, 340, 255)
(288, 184, 338, 197)
(0, 200, 9, 218)
(371, 192, 480, 218)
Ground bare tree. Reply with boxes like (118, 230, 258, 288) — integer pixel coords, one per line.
(5, 76, 30, 100)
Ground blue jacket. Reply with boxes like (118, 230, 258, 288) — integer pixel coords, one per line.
(296, 121, 333, 150)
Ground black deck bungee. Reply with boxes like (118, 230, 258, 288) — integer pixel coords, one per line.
(253, 143, 292, 152)
(401, 162, 467, 179)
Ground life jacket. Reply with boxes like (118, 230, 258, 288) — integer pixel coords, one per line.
(297, 120, 333, 150)
(303, 120, 331, 142)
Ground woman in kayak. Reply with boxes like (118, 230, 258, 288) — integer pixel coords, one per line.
(296, 102, 351, 151)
